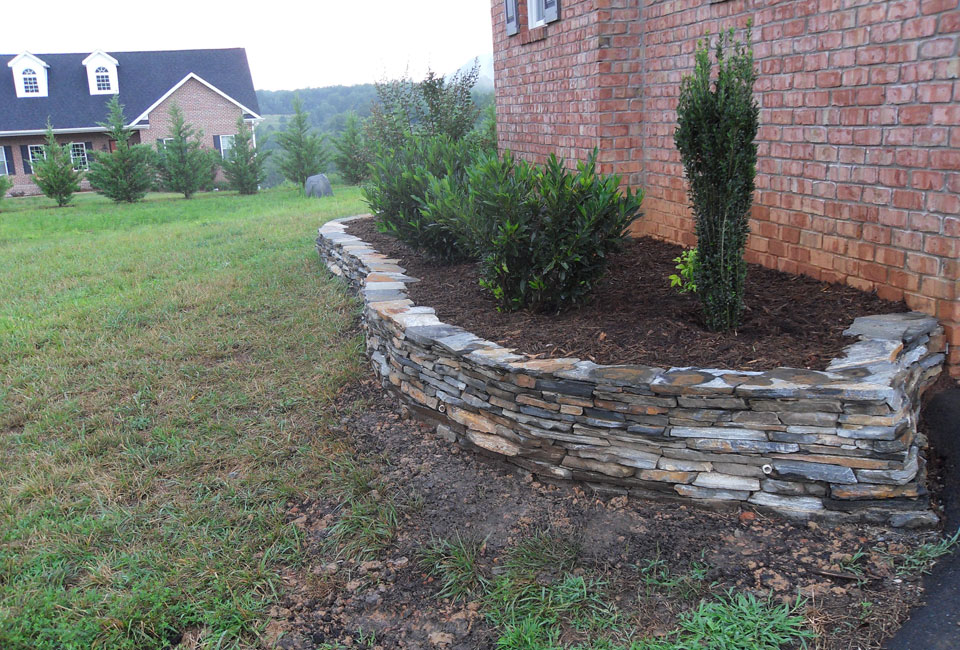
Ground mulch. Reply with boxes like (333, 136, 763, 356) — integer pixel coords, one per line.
(347, 218, 907, 371)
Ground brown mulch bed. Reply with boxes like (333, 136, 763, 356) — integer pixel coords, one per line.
(347, 218, 907, 371)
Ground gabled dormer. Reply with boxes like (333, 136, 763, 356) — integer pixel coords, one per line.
(82, 50, 119, 95)
(8, 52, 49, 98)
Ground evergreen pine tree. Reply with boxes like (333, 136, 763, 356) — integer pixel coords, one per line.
(276, 95, 326, 190)
(333, 112, 369, 185)
(0, 176, 12, 211)
(222, 116, 268, 194)
(155, 104, 219, 199)
(31, 122, 82, 207)
(86, 96, 155, 203)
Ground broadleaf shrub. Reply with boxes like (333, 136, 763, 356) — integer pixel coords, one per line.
(364, 134, 478, 262)
(478, 151, 643, 312)
(674, 27, 759, 331)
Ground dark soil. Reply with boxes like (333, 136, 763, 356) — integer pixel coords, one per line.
(269, 377, 936, 649)
(347, 219, 907, 371)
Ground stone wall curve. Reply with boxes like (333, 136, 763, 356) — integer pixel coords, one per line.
(318, 215, 946, 528)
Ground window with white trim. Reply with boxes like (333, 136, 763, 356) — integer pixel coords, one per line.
(219, 135, 236, 160)
(22, 69, 40, 94)
(0, 147, 8, 176)
(528, 0, 546, 27)
(70, 143, 89, 171)
(94, 66, 111, 92)
(28, 144, 46, 165)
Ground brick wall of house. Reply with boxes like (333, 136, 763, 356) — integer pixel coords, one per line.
(1, 133, 115, 196)
(492, 0, 960, 376)
(140, 77, 246, 178)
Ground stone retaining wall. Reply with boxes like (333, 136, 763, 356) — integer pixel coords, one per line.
(318, 216, 947, 528)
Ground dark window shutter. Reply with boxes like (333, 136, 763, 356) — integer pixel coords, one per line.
(85, 141, 94, 162)
(505, 0, 519, 36)
(20, 145, 32, 175)
(213, 135, 221, 154)
(156, 139, 164, 149)
(2, 146, 12, 175)
(544, 0, 559, 23)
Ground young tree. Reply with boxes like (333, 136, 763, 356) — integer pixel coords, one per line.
(31, 122, 82, 207)
(674, 27, 759, 331)
(333, 112, 369, 185)
(0, 176, 12, 211)
(155, 104, 218, 199)
(222, 115, 268, 194)
(276, 95, 327, 189)
(86, 96, 155, 203)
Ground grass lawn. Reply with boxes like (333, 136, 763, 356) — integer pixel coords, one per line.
(0, 188, 367, 648)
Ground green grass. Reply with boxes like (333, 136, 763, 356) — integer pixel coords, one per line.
(884, 527, 960, 577)
(0, 187, 368, 649)
(419, 533, 488, 602)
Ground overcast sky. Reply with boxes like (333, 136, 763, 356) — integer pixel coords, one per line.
(3, 0, 495, 90)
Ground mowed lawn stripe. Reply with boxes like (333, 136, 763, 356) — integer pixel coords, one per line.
(0, 188, 366, 649)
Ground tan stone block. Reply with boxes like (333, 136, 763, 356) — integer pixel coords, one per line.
(639, 469, 697, 484)
(517, 394, 560, 411)
(770, 453, 894, 470)
(594, 399, 667, 415)
(560, 404, 583, 415)
(513, 373, 537, 388)
(556, 395, 594, 408)
(448, 406, 497, 434)
(401, 382, 438, 410)
(561, 455, 635, 478)
(465, 431, 521, 457)
(830, 483, 922, 500)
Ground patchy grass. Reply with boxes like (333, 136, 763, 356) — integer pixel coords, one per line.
(419, 533, 488, 602)
(883, 527, 960, 577)
(0, 188, 367, 648)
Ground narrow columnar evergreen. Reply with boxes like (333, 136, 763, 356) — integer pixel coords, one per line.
(674, 27, 759, 331)
(333, 112, 369, 185)
(276, 95, 327, 190)
(0, 176, 12, 210)
(155, 104, 219, 199)
(86, 96, 155, 203)
(222, 116, 269, 194)
(31, 122, 82, 207)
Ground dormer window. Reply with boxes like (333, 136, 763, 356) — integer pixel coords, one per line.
(82, 50, 119, 95)
(22, 69, 40, 93)
(94, 67, 111, 91)
(9, 52, 49, 97)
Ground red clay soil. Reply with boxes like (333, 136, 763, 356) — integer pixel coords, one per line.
(347, 219, 907, 371)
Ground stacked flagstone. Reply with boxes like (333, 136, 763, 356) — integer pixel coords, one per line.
(318, 216, 947, 528)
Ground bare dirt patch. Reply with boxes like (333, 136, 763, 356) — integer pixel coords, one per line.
(347, 219, 906, 371)
(272, 378, 936, 649)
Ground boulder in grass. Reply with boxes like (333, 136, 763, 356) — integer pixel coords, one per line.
(305, 173, 333, 198)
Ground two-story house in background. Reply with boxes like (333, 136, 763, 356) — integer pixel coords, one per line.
(1, 47, 261, 195)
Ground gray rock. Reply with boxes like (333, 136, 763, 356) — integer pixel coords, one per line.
(693, 472, 760, 491)
(888, 511, 939, 529)
(749, 492, 824, 511)
(305, 173, 334, 198)
(772, 459, 857, 484)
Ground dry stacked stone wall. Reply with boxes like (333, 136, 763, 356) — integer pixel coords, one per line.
(318, 216, 947, 528)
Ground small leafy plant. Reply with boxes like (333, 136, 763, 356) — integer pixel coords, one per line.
(668, 248, 699, 294)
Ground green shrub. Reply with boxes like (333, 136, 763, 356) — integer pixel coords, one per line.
(87, 96, 155, 203)
(31, 123, 82, 207)
(332, 112, 370, 185)
(155, 104, 219, 199)
(363, 134, 477, 261)
(222, 116, 269, 195)
(674, 27, 759, 331)
(475, 151, 643, 312)
(0, 176, 12, 210)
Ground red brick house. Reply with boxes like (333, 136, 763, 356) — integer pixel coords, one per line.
(492, 0, 960, 376)
(1, 48, 261, 195)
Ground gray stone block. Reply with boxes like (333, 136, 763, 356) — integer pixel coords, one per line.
(305, 173, 334, 198)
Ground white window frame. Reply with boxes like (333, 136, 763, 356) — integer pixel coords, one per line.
(218, 134, 236, 160)
(0, 147, 8, 176)
(28, 144, 46, 165)
(70, 142, 89, 171)
(94, 66, 111, 92)
(22, 68, 40, 94)
(527, 0, 546, 28)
